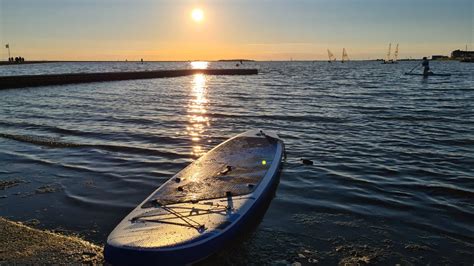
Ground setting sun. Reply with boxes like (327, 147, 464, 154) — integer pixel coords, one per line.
(191, 8, 204, 22)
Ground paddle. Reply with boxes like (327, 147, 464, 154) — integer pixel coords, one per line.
(407, 63, 421, 74)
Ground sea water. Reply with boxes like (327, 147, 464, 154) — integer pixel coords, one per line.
(0, 61, 472, 264)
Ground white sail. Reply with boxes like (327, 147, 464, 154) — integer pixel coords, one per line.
(327, 49, 336, 62)
(342, 48, 349, 62)
(394, 43, 399, 62)
(386, 43, 392, 62)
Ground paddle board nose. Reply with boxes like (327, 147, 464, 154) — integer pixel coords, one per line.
(105, 130, 284, 265)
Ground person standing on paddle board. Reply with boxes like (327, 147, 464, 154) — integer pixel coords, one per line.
(422, 57, 430, 76)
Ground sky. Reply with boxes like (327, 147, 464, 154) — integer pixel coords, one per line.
(0, 0, 472, 61)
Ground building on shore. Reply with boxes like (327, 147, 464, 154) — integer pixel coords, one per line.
(432, 55, 449, 60)
(451, 49, 474, 59)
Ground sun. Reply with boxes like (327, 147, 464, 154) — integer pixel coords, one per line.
(191, 8, 204, 22)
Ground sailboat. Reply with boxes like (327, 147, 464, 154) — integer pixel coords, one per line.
(327, 49, 336, 62)
(383, 43, 392, 64)
(393, 43, 399, 63)
(341, 48, 349, 63)
(383, 43, 398, 64)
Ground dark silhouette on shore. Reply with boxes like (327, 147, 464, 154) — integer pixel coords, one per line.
(7, 57, 25, 63)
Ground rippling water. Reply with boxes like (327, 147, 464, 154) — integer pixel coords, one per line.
(0, 61, 473, 264)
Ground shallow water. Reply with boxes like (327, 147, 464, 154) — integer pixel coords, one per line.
(0, 61, 473, 264)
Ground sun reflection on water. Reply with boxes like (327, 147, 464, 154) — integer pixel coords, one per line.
(187, 74, 210, 157)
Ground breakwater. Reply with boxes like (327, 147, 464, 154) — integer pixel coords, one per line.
(0, 68, 258, 89)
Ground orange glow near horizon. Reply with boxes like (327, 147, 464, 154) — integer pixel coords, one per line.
(2, 2, 468, 61)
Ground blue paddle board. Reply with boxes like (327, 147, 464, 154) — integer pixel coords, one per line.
(104, 129, 285, 265)
(404, 72, 451, 76)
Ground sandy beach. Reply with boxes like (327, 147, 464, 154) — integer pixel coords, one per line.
(0, 217, 103, 264)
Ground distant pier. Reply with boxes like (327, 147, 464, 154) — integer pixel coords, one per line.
(0, 68, 258, 89)
(0, 61, 58, 66)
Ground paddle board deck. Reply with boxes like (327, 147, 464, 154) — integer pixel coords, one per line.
(404, 72, 451, 76)
(104, 129, 284, 265)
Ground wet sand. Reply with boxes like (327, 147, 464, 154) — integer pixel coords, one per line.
(0, 217, 103, 264)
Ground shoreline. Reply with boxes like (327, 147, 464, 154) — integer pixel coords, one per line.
(0, 59, 430, 66)
(0, 61, 60, 66)
(0, 217, 104, 264)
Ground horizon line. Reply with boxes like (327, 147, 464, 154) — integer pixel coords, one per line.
(0, 58, 429, 63)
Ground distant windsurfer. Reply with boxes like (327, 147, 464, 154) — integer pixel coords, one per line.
(422, 57, 431, 77)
